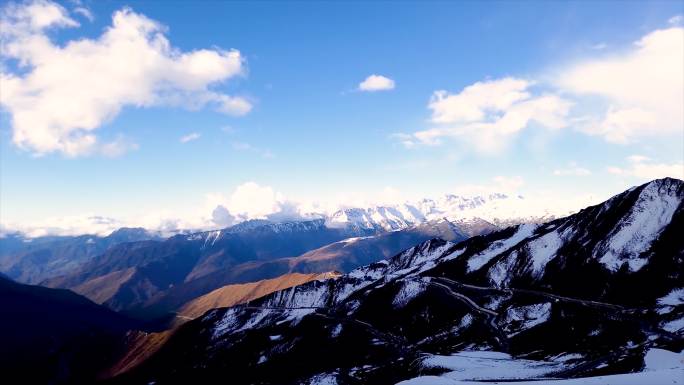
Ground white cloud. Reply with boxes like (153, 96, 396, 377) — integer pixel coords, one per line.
(211, 205, 235, 227)
(556, 27, 684, 144)
(607, 156, 683, 180)
(228, 182, 282, 219)
(207, 182, 302, 223)
(5, 214, 124, 237)
(358, 74, 395, 92)
(1, 0, 78, 31)
(0, 0, 251, 157)
(429, 78, 531, 123)
(553, 162, 591, 176)
(399, 26, 683, 152)
(403, 78, 571, 153)
(669, 15, 682, 25)
(180, 132, 201, 143)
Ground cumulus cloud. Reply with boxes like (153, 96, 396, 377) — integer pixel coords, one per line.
(397, 26, 683, 153)
(607, 156, 683, 180)
(228, 182, 283, 219)
(553, 162, 591, 176)
(206, 182, 306, 224)
(358, 74, 395, 91)
(402, 78, 571, 153)
(0, 0, 251, 157)
(211, 205, 235, 227)
(556, 27, 684, 144)
(180, 132, 201, 143)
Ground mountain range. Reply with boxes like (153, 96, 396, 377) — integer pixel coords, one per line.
(39, 218, 471, 320)
(108, 178, 683, 384)
(0, 178, 682, 384)
(0, 227, 159, 284)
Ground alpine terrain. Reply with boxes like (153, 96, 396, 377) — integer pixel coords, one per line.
(109, 178, 684, 384)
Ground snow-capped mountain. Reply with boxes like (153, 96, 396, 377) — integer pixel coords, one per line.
(325, 192, 560, 234)
(111, 178, 684, 385)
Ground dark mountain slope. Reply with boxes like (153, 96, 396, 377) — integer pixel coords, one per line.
(0, 276, 139, 384)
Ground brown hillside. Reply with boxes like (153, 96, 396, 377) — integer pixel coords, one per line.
(177, 271, 340, 319)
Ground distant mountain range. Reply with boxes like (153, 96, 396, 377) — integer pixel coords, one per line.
(0, 189, 551, 294)
(110, 178, 683, 384)
(0, 227, 160, 284)
(38, 218, 471, 319)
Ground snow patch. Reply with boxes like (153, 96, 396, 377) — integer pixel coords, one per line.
(526, 229, 564, 275)
(658, 288, 684, 307)
(396, 348, 684, 385)
(504, 302, 552, 336)
(663, 317, 684, 333)
(468, 224, 537, 272)
(330, 323, 343, 338)
(309, 373, 338, 385)
(393, 280, 426, 308)
(414, 350, 565, 381)
(487, 251, 518, 287)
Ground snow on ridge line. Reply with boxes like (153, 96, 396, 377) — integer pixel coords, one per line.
(211, 239, 459, 338)
(598, 180, 682, 272)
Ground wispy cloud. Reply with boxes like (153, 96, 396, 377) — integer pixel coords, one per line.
(553, 162, 591, 176)
(607, 156, 683, 180)
(231, 141, 275, 158)
(73, 6, 93, 21)
(180, 133, 201, 143)
(100, 136, 139, 157)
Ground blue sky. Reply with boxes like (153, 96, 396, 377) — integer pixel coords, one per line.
(1, 0, 683, 235)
